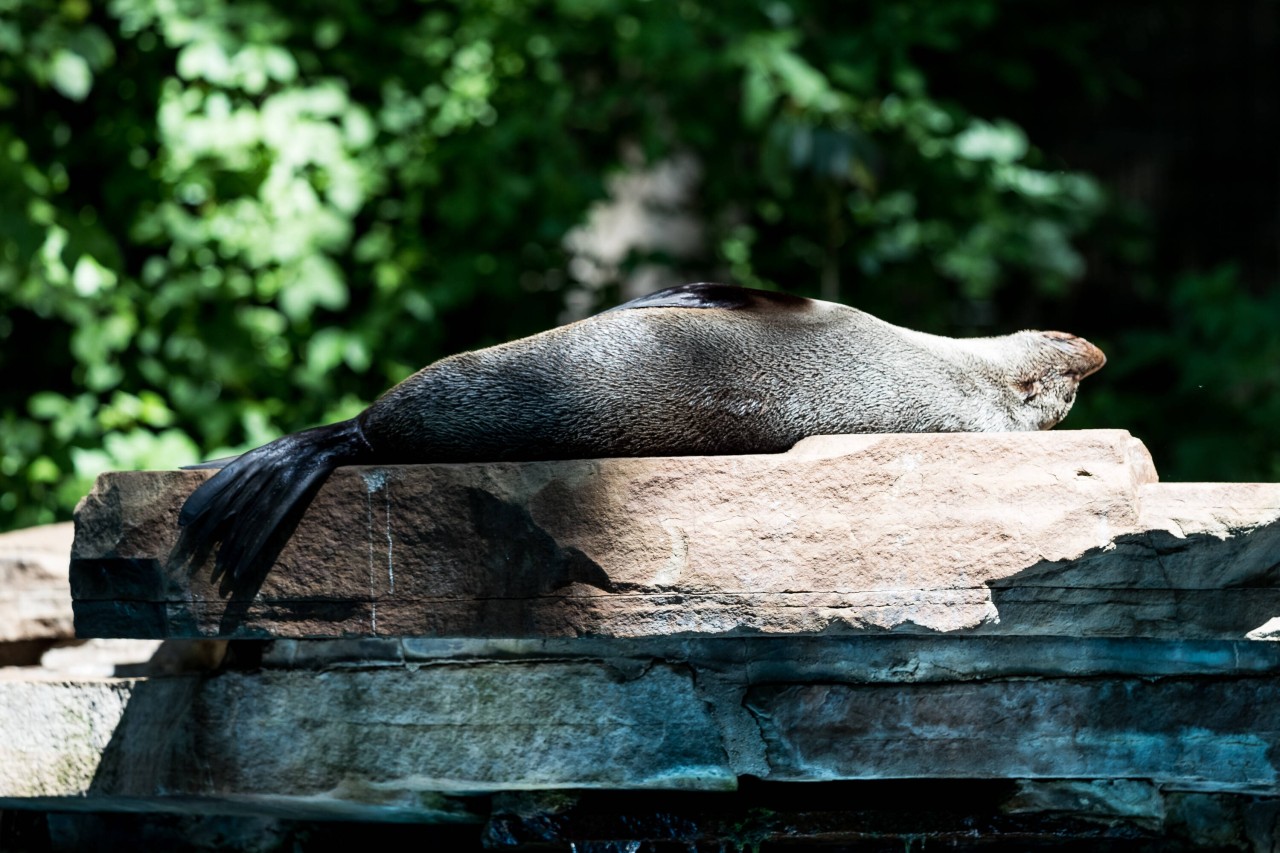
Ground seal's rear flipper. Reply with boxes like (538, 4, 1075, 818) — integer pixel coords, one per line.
(172, 418, 375, 592)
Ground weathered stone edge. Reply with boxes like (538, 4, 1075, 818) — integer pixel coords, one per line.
(2, 660, 1278, 819)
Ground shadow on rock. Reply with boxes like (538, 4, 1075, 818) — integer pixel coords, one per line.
(986, 516, 1280, 638)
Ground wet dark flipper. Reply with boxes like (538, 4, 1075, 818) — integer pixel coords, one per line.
(172, 418, 375, 590)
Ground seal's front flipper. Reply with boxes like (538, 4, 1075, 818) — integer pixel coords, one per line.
(172, 417, 375, 593)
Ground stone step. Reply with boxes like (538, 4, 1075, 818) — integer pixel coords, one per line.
(69, 431, 1280, 640)
(3, 636, 1279, 824)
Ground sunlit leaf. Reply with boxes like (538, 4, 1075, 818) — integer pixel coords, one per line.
(953, 118, 1028, 164)
(50, 49, 92, 100)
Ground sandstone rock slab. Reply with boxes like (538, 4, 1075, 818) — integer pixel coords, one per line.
(69, 431, 1280, 640)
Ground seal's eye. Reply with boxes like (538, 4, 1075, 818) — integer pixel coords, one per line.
(1016, 378, 1041, 403)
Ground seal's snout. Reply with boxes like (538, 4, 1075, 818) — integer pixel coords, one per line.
(1041, 331, 1106, 378)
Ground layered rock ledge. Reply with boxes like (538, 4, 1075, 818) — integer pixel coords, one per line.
(2, 634, 1280, 846)
(2, 430, 1278, 848)
(71, 430, 1280, 641)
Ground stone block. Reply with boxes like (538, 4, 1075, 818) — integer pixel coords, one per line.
(69, 430, 1280, 640)
(0, 523, 74, 643)
(0, 656, 731, 817)
(2, 636, 1279, 822)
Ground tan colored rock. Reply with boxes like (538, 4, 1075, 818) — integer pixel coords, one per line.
(70, 431, 1280, 640)
(38, 639, 165, 677)
(0, 672, 137, 799)
(0, 522, 213, 674)
(0, 522, 74, 642)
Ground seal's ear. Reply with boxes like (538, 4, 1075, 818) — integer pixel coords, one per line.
(1016, 377, 1042, 403)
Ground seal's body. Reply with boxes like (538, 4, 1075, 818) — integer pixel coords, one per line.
(176, 284, 1106, 586)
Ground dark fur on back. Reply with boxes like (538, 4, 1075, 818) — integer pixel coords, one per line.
(174, 284, 1106, 589)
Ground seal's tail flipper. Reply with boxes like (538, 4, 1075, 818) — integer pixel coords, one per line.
(172, 418, 375, 592)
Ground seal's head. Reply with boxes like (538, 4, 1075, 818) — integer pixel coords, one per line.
(1004, 330, 1107, 430)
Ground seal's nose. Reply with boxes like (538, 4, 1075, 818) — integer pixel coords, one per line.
(1041, 331, 1107, 378)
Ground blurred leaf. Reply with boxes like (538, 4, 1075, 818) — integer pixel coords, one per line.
(953, 118, 1027, 163)
(50, 49, 92, 99)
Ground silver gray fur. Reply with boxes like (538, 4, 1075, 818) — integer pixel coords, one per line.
(360, 294, 1106, 463)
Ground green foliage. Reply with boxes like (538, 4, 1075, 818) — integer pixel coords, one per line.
(0, 0, 1272, 529)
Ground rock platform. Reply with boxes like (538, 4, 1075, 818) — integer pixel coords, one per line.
(70, 430, 1280, 641)
(2, 430, 1279, 850)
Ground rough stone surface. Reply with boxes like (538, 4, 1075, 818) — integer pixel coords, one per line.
(0, 523, 74, 642)
(0, 656, 732, 816)
(1004, 779, 1169, 830)
(0, 673, 137, 799)
(0, 521, 224, 676)
(31, 430, 1280, 842)
(70, 430, 1280, 640)
(37, 639, 165, 677)
(748, 679, 1280, 792)
(2, 636, 1279, 821)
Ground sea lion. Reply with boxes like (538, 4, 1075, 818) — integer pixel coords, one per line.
(175, 283, 1105, 586)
